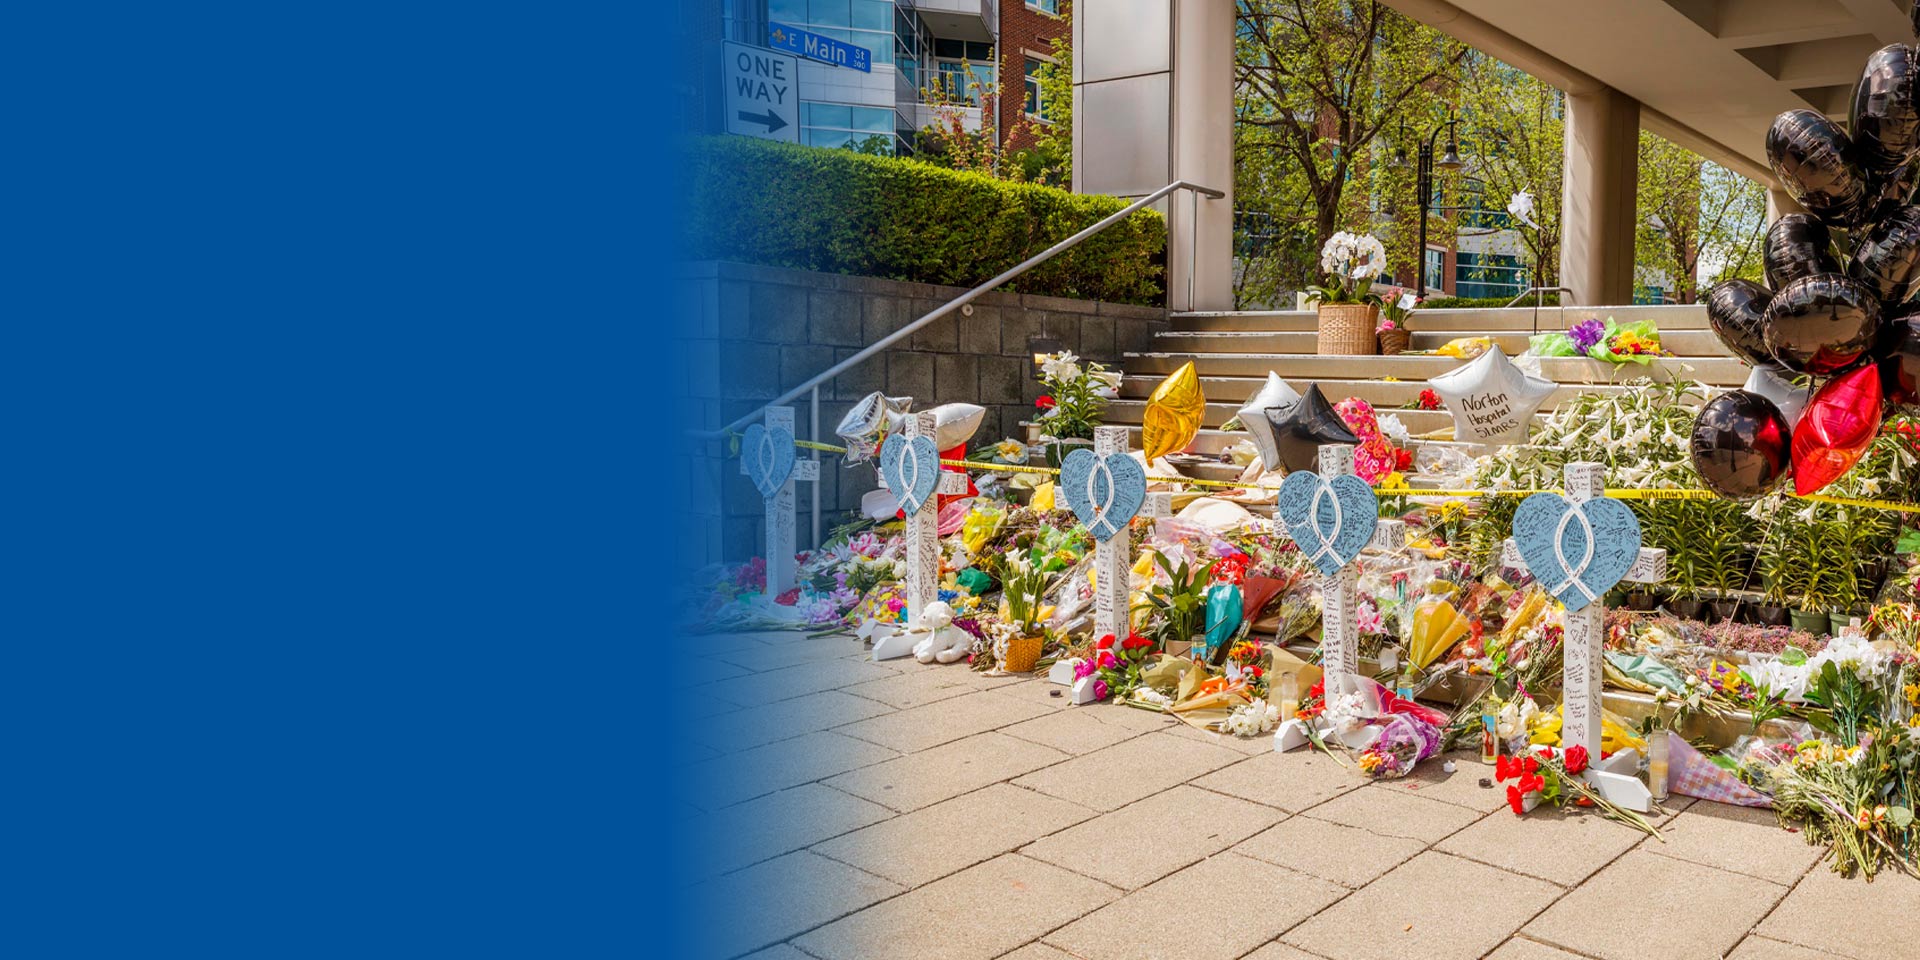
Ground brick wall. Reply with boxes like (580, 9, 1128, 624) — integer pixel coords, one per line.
(996, 0, 1069, 153)
(677, 259, 1166, 566)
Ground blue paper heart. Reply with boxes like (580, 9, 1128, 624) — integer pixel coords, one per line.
(742, 423, 797, 499)
(1511, 493, 1642, 612)
(1058, 449, 1148, 542)
(1275, 472, 1378, 577)
(880, 434, 940, 515)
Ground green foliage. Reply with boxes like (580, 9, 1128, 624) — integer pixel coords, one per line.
(1636, 131, 1767, 302)
(1145, 552, 1218, 648)
(684, 135, 1165, 305)
(1415, 294, 1559, 310)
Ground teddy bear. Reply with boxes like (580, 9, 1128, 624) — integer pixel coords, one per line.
(905, 601, 975, 664)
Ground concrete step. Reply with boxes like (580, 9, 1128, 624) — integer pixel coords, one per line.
(1170, 303, 1708, 333)
(1152, 328, 1734, 357)
(1102, 377, 1660, 424)
(1120, 354, 1742, 388)
(1120, 424, 1505, 457)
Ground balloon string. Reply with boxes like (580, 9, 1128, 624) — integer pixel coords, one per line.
(785, 440, 1920, 513)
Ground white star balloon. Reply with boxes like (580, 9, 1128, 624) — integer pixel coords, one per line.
(1742, 364, 1810, 429)
(1236, 372, 1302, 471)
(1427, 344, 1556, 446)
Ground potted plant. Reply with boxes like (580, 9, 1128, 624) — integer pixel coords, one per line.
(1750, 541, 1793, 625)
(1032, 351, 1121, 466)
(1308, 231, 1387, 356)
(1144, 552, 1217, 659)
(1376, 287, 1417, 355)
(994, 551, 1052, 672)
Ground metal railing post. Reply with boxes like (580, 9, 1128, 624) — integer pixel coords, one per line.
(809, 385, 821, 548)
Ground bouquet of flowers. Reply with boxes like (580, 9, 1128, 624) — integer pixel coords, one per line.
(1034, 351, 1122, 440)
(1333, 397, 1410, 485)
(1093, 631, 1158, 700)
(1357, 712, 1443, 779)
(1309, 231, 1388, 304)
(1528, 316, 1667, 364)
(1494, 744, 1662, 836)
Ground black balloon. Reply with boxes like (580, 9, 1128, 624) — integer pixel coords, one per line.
(1864, 157, 1920, 224)
(1850, 44, 1920, 173)
(1852, 204, 1920, 302)
(1877, 305, 1920, 406)
(1705, 278, 1775, 366)
(1764, 214, 1839, 289)
(1768, 109, 1870, 225)
(1267, 383, 1359, 474)
(1690, 391, 1793, 500)
(1762, 273, 1881, 375)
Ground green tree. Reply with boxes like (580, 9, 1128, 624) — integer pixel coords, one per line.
(1635, 131, 1765, 302)
(1451, 53, 1565, 291)
(1234, 1, 1467, 306)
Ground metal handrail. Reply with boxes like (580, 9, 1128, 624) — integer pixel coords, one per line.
(700, 179, 1225, 439)
(1504, 285, 1575, 308)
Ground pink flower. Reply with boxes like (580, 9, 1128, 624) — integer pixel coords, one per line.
(1097, 650, 1119, 670)
(1093, 679, 1110, 701)
(1073, 658, 1096, 680)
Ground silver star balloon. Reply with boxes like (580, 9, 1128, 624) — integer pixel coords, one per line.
(1237, 372, 1301, 471)
(1426, 344, 1555, 446)
(1741, 364, 1810, 429)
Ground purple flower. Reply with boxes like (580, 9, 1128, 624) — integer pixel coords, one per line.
(1073, 658, 1096, 680)
(1568, 318, 1606, 353)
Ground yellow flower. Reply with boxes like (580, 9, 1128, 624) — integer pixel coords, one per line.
(994, 439, 1027, 462)
(1380, 472, 1409, 492)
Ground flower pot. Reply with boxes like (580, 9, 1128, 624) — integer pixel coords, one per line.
(1044, 437, 1093, 469)
(1000, 633, 1045, 673)
(1708, 599, 1742, 624)
(1625, 590, 1656, 611)
(1748, 604, 1790, 627)
(1603, 586, 1628, 607)
(1830, 612, 1861, 637)
(1669, 598, 1707, 621)
(1378, 328, 1411, 355)
(1789, 609, 1829, 636)
(1316, 303, 1379, 355)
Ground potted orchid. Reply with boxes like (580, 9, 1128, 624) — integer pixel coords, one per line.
(1307, 231, 1388, 355)
(1375, 286, 1418, 355)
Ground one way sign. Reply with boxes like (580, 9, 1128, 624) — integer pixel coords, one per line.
(723, 41, 799, 144)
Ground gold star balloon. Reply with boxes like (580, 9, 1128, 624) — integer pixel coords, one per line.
(1141, 361, 1205, 461)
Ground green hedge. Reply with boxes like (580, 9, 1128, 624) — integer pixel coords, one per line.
(684, 136, 1166, 305)
(1416, 293, 1559, 310)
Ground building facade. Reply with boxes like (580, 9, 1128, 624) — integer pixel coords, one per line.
(696, 1, 1064, 158)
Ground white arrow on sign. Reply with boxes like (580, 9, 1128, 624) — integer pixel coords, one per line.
(722, 41, 799, 144)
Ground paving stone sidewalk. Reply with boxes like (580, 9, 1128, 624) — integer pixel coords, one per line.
(677, 630, 1920, 960)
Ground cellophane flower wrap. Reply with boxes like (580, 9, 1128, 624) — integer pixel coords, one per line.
(1358, 712, 1442, 779)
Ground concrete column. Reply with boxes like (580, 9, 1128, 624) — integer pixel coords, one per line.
(1766, 187, 1806, 224)
(1167, 0, 1234, 311)
(1560, 87, 1640, 306)
(1072, 0, 1233, 311)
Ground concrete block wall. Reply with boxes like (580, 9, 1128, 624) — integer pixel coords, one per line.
(676, 260, 1167, 566)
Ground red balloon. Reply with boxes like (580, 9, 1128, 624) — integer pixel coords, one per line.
(1791, 365, 1883, 495)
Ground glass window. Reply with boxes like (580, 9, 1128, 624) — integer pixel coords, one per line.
(806, 103, 852, 128)
(852, 29, 891, 65)
(1028, 0, 1060, 13)
(852, 106, 893, 133)
(933, 38, 964, 59)
(965, 41, 993, 61)
(852, 0, 891, 30)
(937, 60, 971, 97)
(806, 128, 852, 149)
(1025, 58, 1046, 117)
(808, 0, 851, 27)
(769, 0, 806, 23)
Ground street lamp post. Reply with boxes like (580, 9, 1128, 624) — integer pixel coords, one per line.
(1414, 112, 1463, 297)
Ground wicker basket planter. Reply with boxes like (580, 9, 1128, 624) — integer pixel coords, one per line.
(1378, 328, 1411, 355)
(1317, 302, 1379, 355)
(1000, 633, 1045, 673)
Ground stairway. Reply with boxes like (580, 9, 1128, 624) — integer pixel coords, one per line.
(1102, 303, 1734, 485)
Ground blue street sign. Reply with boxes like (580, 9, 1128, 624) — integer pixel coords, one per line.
(768, 22, 872, 73)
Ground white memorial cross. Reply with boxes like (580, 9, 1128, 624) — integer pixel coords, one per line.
(739, 406, 818, 596)
(1501, 461, 1665, 811)
(871, 411, 968, 661)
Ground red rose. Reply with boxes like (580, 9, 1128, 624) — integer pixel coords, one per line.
(1121, 634, 1154, 651)
(775, 587, 800, 606)
(1517, 773, 1545, 795)
(1506, 784, 1527, 816)
(1095, 633, 1117, 651)
(1036, 395, 1056, 410)
(1394, 448, 1413, 471)
(1564, 744, 1589, 775)
(1417, 388, 1442, 411)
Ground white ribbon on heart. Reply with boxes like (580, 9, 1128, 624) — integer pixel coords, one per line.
(1546, 504, 1600, 605)
(897, 440, 926, 512)
(1081, 457, 1124, 540)
(1299, 480, 1345, 571)
(752, 429, 780, 494)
